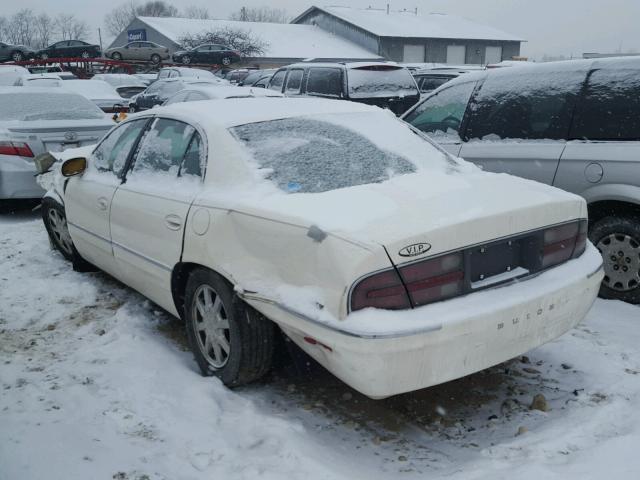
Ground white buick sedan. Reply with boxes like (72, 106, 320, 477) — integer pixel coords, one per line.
(41, 98, 603, 398)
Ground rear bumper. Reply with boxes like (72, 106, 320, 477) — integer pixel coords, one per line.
(251, 243, 604, 398)
(0, 155, 43, 199)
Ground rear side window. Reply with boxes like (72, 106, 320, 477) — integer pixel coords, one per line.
(347, 66, 418, 99)
(268, 70, 286, 91)
(285, 69, 304, 93)
(417, 75, 455, 93)
(404, 82, 476, 140)
(571, 68, 640, 140)
(306, 68, 343, 97)
(466, 69, 587, 140)
(132, 118, 197, 174)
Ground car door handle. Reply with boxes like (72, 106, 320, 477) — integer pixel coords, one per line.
(164, 214, 182, 231)
(97, 197, 108, 211)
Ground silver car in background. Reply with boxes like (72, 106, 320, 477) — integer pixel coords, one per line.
(0, 87, 113, 201)
(403, 56, 640, 303)
(104, 41, 170, 63)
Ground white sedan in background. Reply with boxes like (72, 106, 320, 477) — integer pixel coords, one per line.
(40, 98, 603, 398)
(163, 85, 283, 105)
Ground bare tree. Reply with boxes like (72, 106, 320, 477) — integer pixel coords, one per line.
(229, 6, 289, 23)
(179, 27, 268, 58)
(136, 1, 178, 17)
(55, 14, 89, 41)
(183, 6, 210, 19)
(104, 1, 137, 37)
(34, 13, 54, 48)
(0, 16, 8, 43)
(5, 9, 36, 46)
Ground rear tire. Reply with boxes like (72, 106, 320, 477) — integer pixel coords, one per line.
(181, 56, 191, 65)
(40, 53, 49, 60)
(11, 51, 23, 62)
(111, 52, 122, 61)
(81, 51, 90, 59)
(150, 54, 161, 64)
(590, 215, 640, 304)
(221, 56, 232, 66)
(184, 268, 274, 386)
(41, 197, 95, 271)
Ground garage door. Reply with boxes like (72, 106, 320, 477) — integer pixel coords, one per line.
(403, 44, 425, 63)
(446, 45, 466, 65)
(485, 46, 503, 64)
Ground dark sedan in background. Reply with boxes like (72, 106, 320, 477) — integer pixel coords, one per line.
(37, 40, 101, 59)
(172, 44, 241, 66)
(128, 77, 223, 111)
(0, 42, 35, 62)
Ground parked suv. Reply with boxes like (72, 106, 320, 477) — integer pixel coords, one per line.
(403, 57, 640, 303)
(268, 62, 420, 115)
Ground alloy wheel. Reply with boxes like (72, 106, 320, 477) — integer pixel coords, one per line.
(182, 56, 191, 64)
(112, 52, 122, 60)
(40, 53, 48, 60)
(222, 57, 231, 66)
(47, 208, 74, 256)
(12, 51, 23, 61)
(597, 233, 640, 292)
(81, 51, 90, 59)
(192, 284, 231, 369)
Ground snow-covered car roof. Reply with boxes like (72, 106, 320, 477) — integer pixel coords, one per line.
(92, 74, 146, 87)
(173, 85, 284, 100)
(60, 79, 123, 101)
(154, 97, 382, 128)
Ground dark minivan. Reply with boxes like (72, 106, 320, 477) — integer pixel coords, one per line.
(268, 62, 420, 115)
(403, 57, 640, 303)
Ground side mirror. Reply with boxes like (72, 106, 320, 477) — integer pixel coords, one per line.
(34, 152, 57, 174)
(61, 157, 87, 177)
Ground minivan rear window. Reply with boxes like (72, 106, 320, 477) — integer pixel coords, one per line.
(348, 66, 419, 99)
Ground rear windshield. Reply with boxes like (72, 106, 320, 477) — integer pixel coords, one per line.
(348, 66, 419, 99)
(0, 93, 105, 121)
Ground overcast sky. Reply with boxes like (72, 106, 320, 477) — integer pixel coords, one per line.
(6, 0, 640, 60)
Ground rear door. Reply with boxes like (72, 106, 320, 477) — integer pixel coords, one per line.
(109, 117, 204, 313)
(65, 118, 149, 273)
(556, 61, 640, 196)
(459, 66, 588, 185)
(403, 80, 478, 157)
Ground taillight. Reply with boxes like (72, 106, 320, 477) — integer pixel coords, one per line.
(0, 141, 34, 157)
(398, 252, 464, 307)
(350, 269, 411, 311)
(542, 219, 587, 268)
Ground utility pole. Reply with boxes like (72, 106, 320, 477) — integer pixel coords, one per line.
(98, 28, 103, 52)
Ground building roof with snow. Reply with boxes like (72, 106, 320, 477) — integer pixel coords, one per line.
(292, 6, 523, 42)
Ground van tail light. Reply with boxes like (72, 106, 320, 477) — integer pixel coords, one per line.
(350, 269, 411, 312)
(542, 219, 587, 268)
(398, 252, 464, 307)
(0, 141, 34, 158)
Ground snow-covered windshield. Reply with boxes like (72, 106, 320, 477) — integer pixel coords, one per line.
(0, 92, 105, 121)
(348, 66, 419, 99)
(230, 112, 452, 194)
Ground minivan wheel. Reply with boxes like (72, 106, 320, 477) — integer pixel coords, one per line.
(590, 215, 640, 304)
(184, 269, 274, 386)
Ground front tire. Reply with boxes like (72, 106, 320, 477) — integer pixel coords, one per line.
(80, 51, 90, 59)
(590, 215, 640, 304)
(221, 56, 232, 66)
(184, 269, 274, 386)
(181, 56, 191, 65)
(111, 52, 122, 61)
(11, 51, 24, 62)
(150, 53, 161, 64)
(41, 197, 95, 271)
(40, 53, 49, 60)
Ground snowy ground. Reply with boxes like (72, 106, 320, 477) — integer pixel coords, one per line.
(1, 209, 639, 480)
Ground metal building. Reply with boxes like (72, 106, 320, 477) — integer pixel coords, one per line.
(292, 6, 524, 65)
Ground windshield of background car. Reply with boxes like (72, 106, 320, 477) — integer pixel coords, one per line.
(348, 66, 419, 99)
(230, 111, 454, 194)
(0, 92, 104, 121)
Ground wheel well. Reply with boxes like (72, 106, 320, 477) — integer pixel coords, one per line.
(588, 200, 640, 225)
(170, 263, 233, 320)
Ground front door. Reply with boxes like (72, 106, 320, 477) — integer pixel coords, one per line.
(65, 118, 149, 274)
(110, 117, 204, 314)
